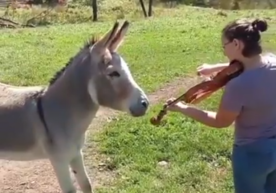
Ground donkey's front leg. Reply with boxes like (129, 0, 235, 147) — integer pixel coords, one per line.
(70, 150, 93, 193)
(50, 157, 76, 193)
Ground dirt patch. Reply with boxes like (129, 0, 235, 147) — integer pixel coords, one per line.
(0, 76, 203, 193)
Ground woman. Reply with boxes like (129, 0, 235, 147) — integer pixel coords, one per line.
(166, 18, 276, 193)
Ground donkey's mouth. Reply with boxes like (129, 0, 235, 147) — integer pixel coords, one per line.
(129, 109, 147, 117)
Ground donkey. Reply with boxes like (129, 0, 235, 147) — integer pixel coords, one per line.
(0, 20, 149, 193)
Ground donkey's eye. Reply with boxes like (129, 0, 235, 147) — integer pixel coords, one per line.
(108, 71, 120, 78)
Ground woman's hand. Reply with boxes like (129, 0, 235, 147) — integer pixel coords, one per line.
(197, 63, 216, 77)
(165, 98, 187, 112)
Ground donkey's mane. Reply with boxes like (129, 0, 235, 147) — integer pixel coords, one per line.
(48, 35, 100, 86)
(32, 35, 100, 99)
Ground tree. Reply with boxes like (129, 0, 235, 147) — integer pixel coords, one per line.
(148, 0, 153, 16)
(139, 0, 154, 17)
(92, 0, 97, 21)
(139, 0, 147, 17)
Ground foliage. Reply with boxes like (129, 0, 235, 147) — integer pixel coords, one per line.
(0, 0, 143, 25)
(1, 0, 275, 27)
(157, 0, 276, 9)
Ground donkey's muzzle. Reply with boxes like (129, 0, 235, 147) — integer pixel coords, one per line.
(129, 99, 149, 117)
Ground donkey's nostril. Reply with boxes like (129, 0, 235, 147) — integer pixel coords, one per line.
(141, 100, 148, 108)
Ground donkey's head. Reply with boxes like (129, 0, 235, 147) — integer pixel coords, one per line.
(86, 21, 149, 117)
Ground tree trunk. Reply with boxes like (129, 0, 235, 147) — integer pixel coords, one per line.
(92, 0, 97, 22)
(148, 0, 153, 16)
(139, 0, 147, 17)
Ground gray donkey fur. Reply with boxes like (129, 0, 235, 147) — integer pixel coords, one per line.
(0, 21, 149, 193)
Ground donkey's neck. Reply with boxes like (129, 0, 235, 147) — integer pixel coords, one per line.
(42, 55, 99, 134)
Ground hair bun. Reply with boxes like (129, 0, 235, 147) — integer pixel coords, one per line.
(252, 19, 268, 32)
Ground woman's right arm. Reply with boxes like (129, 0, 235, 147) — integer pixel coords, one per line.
(197, 63, 229, 77)
(212, 63, 229, 72)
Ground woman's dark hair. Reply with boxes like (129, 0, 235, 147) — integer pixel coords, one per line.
(222, 18, 268, 57)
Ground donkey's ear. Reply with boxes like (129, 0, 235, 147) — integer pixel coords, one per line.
(94, 21, 120, 50)
(109, 21, 130, 52)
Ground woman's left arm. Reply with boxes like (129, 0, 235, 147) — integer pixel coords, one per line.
(175, 80, 244, 129)
(176, 104, 240, 128)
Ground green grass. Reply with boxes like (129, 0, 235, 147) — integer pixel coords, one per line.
(1, 5, 276, 193)
(95, 8, 276, 193)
